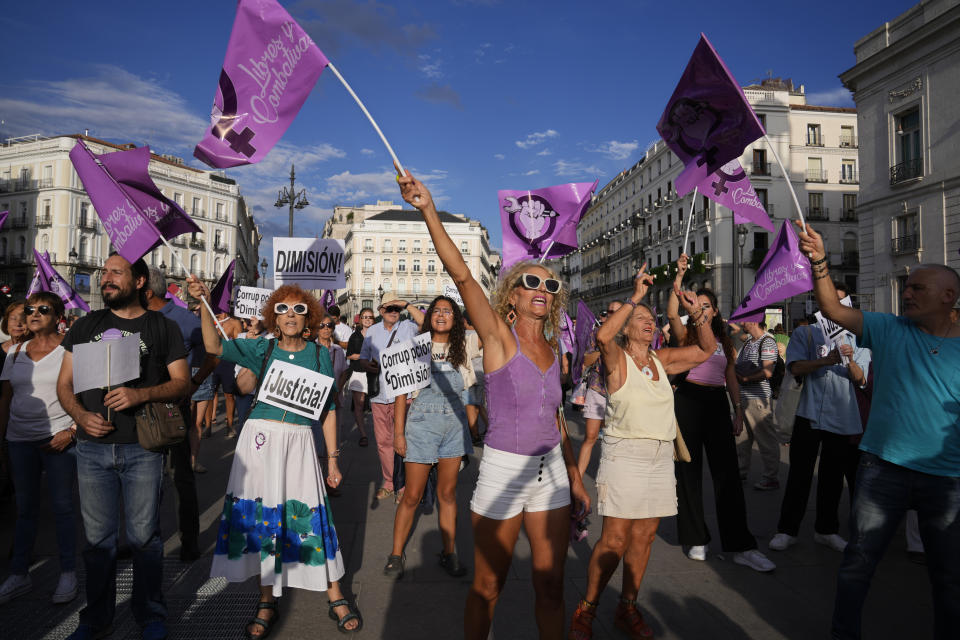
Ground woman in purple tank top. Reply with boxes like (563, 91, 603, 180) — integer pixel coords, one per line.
(399, 172, 590, 640)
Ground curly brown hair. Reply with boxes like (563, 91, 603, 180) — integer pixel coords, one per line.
(261, 285, 323, 339)
(681, 288, 734, 360)
(491, 261, 567, 353)
(419, 296, 466, 369)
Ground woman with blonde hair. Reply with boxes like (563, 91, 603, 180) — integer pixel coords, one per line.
(186, 278, 359, 637)
(1, 301, 30, 355)
(398, 172, 589, 640)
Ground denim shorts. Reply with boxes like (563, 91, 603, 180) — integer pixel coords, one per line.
(191, 367, 215, 402)
(404, 401, 473, 464)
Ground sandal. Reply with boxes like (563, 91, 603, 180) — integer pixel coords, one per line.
(358, 436, 369, 447)
(568, 599, 597, 640)
(438, 551, 467, 577)
(328, 598, 362, 634)
(614, 599, 653, 639)
(244, 600, 280, 639)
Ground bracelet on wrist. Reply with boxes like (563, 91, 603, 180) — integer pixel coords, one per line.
(623, 299, 637, 309)
(814, 272, 831, 281)
(810, 256, 827, 266)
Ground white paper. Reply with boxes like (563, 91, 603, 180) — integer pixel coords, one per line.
(256, 360, 334, 421)
(273, 238, 345, 290)
(234, 286, 273, 320)
(443, 284, 464, 307)
(815, 296, 855, 365)
(379, 333, 432, 399)
(72, 333, 141, 393)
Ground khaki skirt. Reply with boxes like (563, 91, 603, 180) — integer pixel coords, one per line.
(596, 435, 677, 519)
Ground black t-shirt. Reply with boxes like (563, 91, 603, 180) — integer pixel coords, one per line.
(62, 309, 187, 444)
(347, 328, 365, 373)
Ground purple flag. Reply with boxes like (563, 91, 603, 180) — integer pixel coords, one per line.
(320, 289, 336, 310)
(657, 34, 765, 196)
(28, 250, 91, 312)
(558, 308, 576, 356)
(194, 0, 330, 168)
(165, 292, 188, 309)
(209, 259, 236, 314)
(691, 159, 774, 232)
(729, 220, 812, 322)
(69, 140, 201, 264)
(498, 181, 598, 269)
(0, 211, 8, 231)
(572, 300, 598, 385)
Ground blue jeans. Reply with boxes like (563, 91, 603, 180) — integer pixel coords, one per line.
(832, 453, 960, 639)
(6, 438, 77, 575)
(75, 439, 166, 630)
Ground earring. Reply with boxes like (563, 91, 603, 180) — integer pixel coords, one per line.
(303, 328, 311, 339)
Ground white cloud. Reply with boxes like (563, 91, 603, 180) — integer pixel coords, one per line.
(251, 142, 347, 178)
(316, 168, 448, 204)
(474, 42, 492, 63)
(554, 159, 602, 178)
(418, 53, 444, 79)
(360, 148, 376, 156)
(493, 153, 505, 160)
(591, 140, 639, 160)
(523, 169, 540, 176)
(515, 129, 558, 149)
(806, 87, 854, 107)
(536, 148, 552, 157)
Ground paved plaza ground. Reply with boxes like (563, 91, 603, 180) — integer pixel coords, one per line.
(0, 401, 934, 639)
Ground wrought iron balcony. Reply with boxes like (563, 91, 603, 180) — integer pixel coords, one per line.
(839, 135, 858, 148)
(839, 171, 859, 185)
(10, 217, 29, 229)
(891, 234, 919, 255)
(190, 239, 206, 250)
(35, 213, 53, 227)
(806, 207, 830, 221)
(751, 162, 772, 176)
(841, 251, 859, 268)
(841, 208, 857, 222)
(805, 170, 828, 183)
(78, 217, 97, 231)
(890, 158, 923, 185)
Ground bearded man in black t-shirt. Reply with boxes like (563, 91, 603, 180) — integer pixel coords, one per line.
(56, 254, 190, 640)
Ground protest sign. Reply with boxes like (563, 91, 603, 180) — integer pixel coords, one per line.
(256, 360, 334, 421)
(235, 286, 273, 319)
(443, 284, 464, 307)
(379, 333, 432, 399)
(814, 296, 855, 364)
(72, 333, 141, 393)
(273, 238, 345, 289)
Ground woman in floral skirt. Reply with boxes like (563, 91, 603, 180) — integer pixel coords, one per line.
(187, 278, 359, 638)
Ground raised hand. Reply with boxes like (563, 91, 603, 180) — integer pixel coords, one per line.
(633, 263, 654, 300)
(794, 220, 825, 261)
(396, 164, 433, 212)
(675, 253, 690, 284)
(677, 289, 700, 316)
(185, 274, 209, 300)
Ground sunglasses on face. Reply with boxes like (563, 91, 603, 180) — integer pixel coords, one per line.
(599, 311, 609, 317)
(515, 273, 561, 294)
(360, 315, 375, 320)
(319, 322, 335, 329)
(25, 305, 54, 316)
(274, 303, 308, 315)
(382, 305, 403, 314)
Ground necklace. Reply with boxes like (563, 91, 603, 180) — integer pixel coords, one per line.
(928, 322, 953, 356)
(628, 349, 654, 379)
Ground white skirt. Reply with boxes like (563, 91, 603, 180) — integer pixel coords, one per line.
(210, 418, 346, 597)
(347, 370, 368, 393)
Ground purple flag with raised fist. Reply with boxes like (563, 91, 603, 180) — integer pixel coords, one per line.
(657, 34, 765, 196)
(0, 211, 8, 231)
(69, 140, 201, 264)
(729, 220, 812, 322)
(27, 250, 91, 311)
(194, 0, 330, 169)
(498, 180, 597, 269)
(209, 259, 236, 314)
(572, 300, 598, 385)
(691, 159, 774, 232)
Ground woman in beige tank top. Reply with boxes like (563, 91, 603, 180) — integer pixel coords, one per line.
(569, 265, 717, 640)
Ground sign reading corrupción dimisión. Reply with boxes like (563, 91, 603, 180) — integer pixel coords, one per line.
(379, 334, 433, 399)
(272, 238, 345, 290)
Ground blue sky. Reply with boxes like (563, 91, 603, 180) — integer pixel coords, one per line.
(0, 0, 912, 259)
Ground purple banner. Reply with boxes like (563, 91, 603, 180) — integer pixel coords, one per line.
(321, 289, 336, 310)
(572, 300, 597, 386)
(656, 33, 765, 195)
(729, 220, 812, 321)
(209, 259, 236, 314)
(0, 210, 8, 231)
(28, 250, 91, 312)
(558, 308, 576, 356)
(498, 180, 597, 269)
(194, 0, 330, 169)
(690, 159, 774, 232)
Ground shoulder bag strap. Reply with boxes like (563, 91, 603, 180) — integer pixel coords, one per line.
(243, 340, 276, 421)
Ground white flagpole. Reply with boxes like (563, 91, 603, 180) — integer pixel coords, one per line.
(763, 133, 807, 233)
(158, 236, 230, 340)
(538, 240, 556, 265)
(681, 186, 699, 255)
(106, 343, 111, 423)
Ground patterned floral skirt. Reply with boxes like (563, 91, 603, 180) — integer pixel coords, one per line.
(210, 418, 345, 597)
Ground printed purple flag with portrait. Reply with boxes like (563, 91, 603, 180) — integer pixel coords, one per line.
(572, 300, 598, 385)
(692, 159, 774, 232)
(657, 34, 765, 196)
(27, 250, 91, 312)
(729, 220, 812, 322)
(209, 259, 236, 314)
(69, 140, 201, 264)
(0, 211, 8, 231)
(498, 180, 598, 269)
(194, 0, 330, 169)
(320, 289, 336, 310)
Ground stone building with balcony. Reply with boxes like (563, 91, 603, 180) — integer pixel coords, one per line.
(324, 206, 500, 318)
(569, 79, 860, 325)
(0, 133, 259, 310)
(840, 0, 960, 313)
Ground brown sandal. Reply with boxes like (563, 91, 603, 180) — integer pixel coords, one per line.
(568, 599, 597, 640)
(614, 599, 653, 639)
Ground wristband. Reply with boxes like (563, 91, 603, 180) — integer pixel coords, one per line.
(623, 299, 637, 309)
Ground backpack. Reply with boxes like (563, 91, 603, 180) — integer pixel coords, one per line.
(761, 335, 786, 398)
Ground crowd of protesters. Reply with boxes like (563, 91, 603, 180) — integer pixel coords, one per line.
(0, 204, 957, 640)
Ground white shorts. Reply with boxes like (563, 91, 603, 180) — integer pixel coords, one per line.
(583, 388, 607, 421)
(470, 444, 570, 520)
(347, 370, 367, 393)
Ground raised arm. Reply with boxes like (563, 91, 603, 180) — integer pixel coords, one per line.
(667, 254, 690, 345)
(186, 276, 224, 357)
(795, 221, 863, 336)
(658, 288, 717, 375)
(398, 170, 511, 364)
(598, 265, 654, 394)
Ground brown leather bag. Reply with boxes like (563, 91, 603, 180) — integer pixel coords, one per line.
(135, 402, 187, 452)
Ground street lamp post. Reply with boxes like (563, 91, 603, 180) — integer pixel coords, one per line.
(736, 226, 749, 307)
(274, 164, 309, 237)
(260, 258, 268, 287)
(378, 284, 384, 304)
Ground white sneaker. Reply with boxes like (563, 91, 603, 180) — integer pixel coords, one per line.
(814, 533, 848, 552)
(768, 533, 798, 551)
(733, 549, 776, 572)
(0, 574, 32, 604)
(686, 545, 707, 561)
(52, 571, 78, 604)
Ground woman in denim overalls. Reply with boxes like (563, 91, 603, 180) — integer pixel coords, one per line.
(385, 296, 476, 579)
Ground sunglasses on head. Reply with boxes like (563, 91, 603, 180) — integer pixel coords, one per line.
(515, 273, 561, 294)
(319, 321, 335, 329)
(25, 305, 54, 316)
(599, 311, 609, 317)
(382, 305, 403, 314)
(274, 302, 308, 315)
